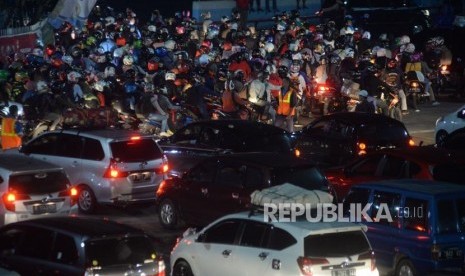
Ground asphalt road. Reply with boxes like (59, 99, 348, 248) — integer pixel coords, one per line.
(78, 96, 465, 272)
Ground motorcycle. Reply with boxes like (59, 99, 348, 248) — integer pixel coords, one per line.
(377, 86, 403, 121)
(311, 82, 346, 115)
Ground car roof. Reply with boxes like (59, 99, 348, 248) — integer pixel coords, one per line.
(0, 154, 62, 172)
(50, 129, 150, 140)
(188, 120, 288, 136)
(5, 217, 144, 237)
(314, 112, 406, 127)
(214, 152, 316, 167)
(374, 146, 464, 164)
(352, 179, 465, 196)
(221, 212, 366, 235)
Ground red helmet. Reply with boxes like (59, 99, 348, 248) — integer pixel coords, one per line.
(353, 31, 362, 42)
(45, 44, 56, 56)
(147, 59, 159, 72)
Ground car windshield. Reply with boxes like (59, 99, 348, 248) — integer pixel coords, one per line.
(9, 171, 69, 194)
(272, 166, 327, 190)
(304, 230, 370, 257)
(349, 0, 415, 8)
(110, 139, 163, 162)
(357, 123, 409, 144)
(85, 236, 159, 266)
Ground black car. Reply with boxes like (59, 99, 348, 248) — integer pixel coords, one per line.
(294, 112, 414, 167)
(155, 152, 331, 229)
(0, 217, 166, 276)
(345, 0, 432, 36)
(439, 127, 465, 151)
(158, 120, 295, 176)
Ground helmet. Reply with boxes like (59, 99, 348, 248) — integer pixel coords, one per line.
(67, 71, 82, 82)
(344, 48, 355, 58)
(123, 55, 134, 66)
(147, 58, 159, 72)
(164, 40, 176, 51)
(404, 43, 415, 54)
(176, 25, 185, 35)
(399, 35, 410, 45)
(362, 31, 371, 40)
(165, 72, 176, 81)
(221, 16, 230, 23)
(376, 48, 387, 57)
(14, 71, 28, 82)
(37, 80, 49, 94)
(32, 48, 43, 57)
(201, 40, 212, 49)
(264, 42, 275, 53)
(207, 24, 219, 39)
(94, 81, 106, 92)
(62, 55, 73, 65)
(352, 31, 362, 42)
(222, 41, 233, 51)
(124, 82, 138, 93)
(45, 44, 55, 56)
(71, 47, 82, 58)
(144, 82, 155, 92)
(265, 64, 277, 74)
(387, 58, 397, 69)
(410, 52, 423, 62)
(155, 47, 168, 57)
(113, 47, 124, 59)
(199, 54, 210, 66)
(276, 21, 287, 31)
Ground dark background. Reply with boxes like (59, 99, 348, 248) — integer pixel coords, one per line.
(95, 0, 194, 20)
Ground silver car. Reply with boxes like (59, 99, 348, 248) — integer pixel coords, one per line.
(0, 154, 77, 226)
(10, 129, 168, 213)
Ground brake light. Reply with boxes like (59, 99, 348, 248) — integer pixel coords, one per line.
(59, 187, 79, 206)
(70, 187, 78, 196)
(358, 250, 376, 271)
(431, 244, 441, 260)
(441, 65, 448, 71)
(155, 164, 169, 174)
(295, 149, 301, 157)
(2, 192, 31, 212)
(103, 159, 129, 178)
(297, 256, 329, 276)
(358, 142, 367, 155)
(156, 259, 166, 276)
(130, 136, 141, 140)
(408, 139, 415, 146)
(411, 82, 419, 88)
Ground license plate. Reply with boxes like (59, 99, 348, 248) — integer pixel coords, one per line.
(131, 172, 152, 182)
(331, 269, 355, 276)
(33, 204, 57, 214)
(442, 248, 463, 259)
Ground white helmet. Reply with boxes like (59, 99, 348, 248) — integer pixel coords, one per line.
(32, 48, 43, 57)
(376, 47, 387, 57)
(165, 72, 176, 81)
(113, 47, 124, 58)
(147, 25, 157, 32)
(199, 54, 210, 66)
(105, 16, 115, 26)
(67, 71, 82, 82)
(362, 31, 371, 40)
(399, 35, 410, 45)
(289, 41, 299, 52)
(123, 55, 134, 66)
(164, 39, 176, 51)
(36, 80, 49, 94)
(344, 48, 355, 58)
(404, 43, 415, 54)
(62, 55, 73, 65)
(264, 42, 275, 53)
(265, 64, 277, 74)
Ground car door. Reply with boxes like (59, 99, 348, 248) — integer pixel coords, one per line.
(365, 190, 402, 270)
(177, 159, 218, 223)
(195, 219, 242, 276)
(234, 220, 274, 276)
(206, 160, 247, 221)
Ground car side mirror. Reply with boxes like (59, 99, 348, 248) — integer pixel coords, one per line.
(196, 233, 206, 243)
(457, 109, 465, 119)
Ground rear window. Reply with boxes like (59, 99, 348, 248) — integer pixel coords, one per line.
(85, 236, 160, 266)
(245, 134, 293, 154)
(357, 123, 409, 144)
(9, 171, 69, 194)
(304, 230, 370, 257)
(437, 198, 465, 234)
(272, 166, 327, 190)
(110, 138, 163, 162)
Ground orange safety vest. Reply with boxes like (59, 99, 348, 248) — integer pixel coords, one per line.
(1, 118, 22, 150)
(277, 90, 295, 116)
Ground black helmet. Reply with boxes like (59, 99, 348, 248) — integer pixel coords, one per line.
(278, 65, 289, 78)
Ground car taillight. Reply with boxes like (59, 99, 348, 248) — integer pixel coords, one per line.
(408, 139, 415, 146)
(156, 259, 166, 276)
(358, 250, 376, 271)
(2, 192, 31, 212)
(155, 164, 169, 174)
(297, 256, 329, 276)
(431, 244, 441, 260)
(103, 159, 129, 178)
(60, 187, 79, 206)
(295, 149, 301, 157)
(358, 142, 367, 155)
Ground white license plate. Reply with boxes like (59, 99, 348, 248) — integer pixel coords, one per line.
(332, 269, 355, 276)
(131, 172, 152, 182)
(33, 204, 57, 214)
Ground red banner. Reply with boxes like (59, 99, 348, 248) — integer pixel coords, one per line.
(0, 32, 38, 58)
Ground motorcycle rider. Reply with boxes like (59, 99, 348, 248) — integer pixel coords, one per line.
(360, 64, 390, 116)
(355, 90, 375, 113)
(144, 83, 170, 136)
(275, 77, 298, 132)
(248, 70, 276, 124)
(382, 58, 409, 115)
(222, 78, 249, 119)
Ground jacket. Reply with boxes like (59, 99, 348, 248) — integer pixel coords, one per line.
(1, 117, 22, 150)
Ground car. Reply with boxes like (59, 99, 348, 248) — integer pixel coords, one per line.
(294, 112, 414, 167)
(0, 154, 77, 226)
(8, 129, 168, 213)
(0, 217, 166, 276)
(170, 211, 379, 276)
(155, 152, 331, 229)
(439, 127, 465, 151)
(435, 104, 465, 146)
(344, 0, 432, 36)
(343, 180, 465, 276)
(158, 120, 295, 176)
(324, 146, 465, 200)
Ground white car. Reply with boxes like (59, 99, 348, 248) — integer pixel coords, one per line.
(170, 211, 380, 276)
(435, 104, 465, 145)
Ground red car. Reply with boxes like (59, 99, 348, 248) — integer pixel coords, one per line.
(325, 146, 465, 201)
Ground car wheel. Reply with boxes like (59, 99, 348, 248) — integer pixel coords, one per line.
(173, 259, 194, 276)
(395, 259, 416, 276)
(435, 130, 448, 147)
(158, 198, 179, 229)
(78, 186, 97, 214)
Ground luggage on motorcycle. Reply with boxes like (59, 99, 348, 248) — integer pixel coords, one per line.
(62, 107, 118, 128)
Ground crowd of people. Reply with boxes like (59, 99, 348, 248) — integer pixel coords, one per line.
(0, 1, 457, 149)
